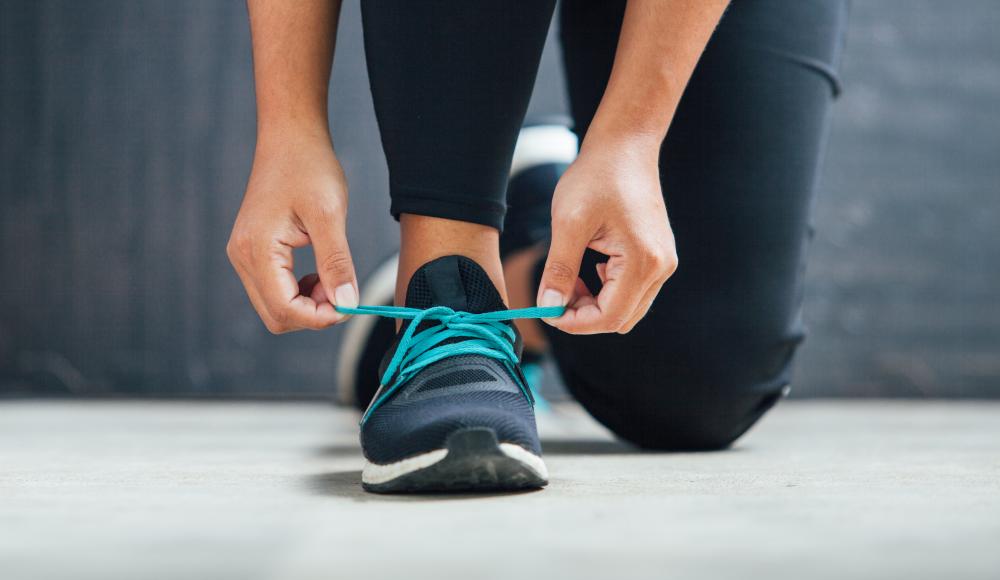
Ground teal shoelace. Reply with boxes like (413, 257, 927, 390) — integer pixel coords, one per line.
(335, 305, 565, 423)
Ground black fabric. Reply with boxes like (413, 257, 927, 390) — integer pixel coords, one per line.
(380, 255, 518, 385)
(403, 255, 505, 313)
(361, 0, 557, 231)
(417, 367, 498, 394)
(361, 256, 541, 465)
(349, 253, 535, 410)
(361, 0, 849, 450)
(422, 257, 468, 312)
(544, 0, 848, 450)
(362, 382, 540, 464)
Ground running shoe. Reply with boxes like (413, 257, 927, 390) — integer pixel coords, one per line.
(340, 255, 560, 493)
(335, 121, 576, 409)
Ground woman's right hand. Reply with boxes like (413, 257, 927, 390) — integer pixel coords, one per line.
(227, 130, 358, 333)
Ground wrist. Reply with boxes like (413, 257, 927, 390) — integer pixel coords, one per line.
(578, 125, 662, 165)
(255, 123, 336, 163)
(250, 129, 344, 186)
(580, 83, 678, 160)
(257, 114, 332, 149)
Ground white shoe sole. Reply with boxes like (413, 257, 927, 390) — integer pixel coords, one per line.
(362, 428, 548, 494)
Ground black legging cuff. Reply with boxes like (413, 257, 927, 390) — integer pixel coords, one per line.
(389, 186, 506, 231)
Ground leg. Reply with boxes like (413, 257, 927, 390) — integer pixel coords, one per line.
(360, 0, 557, 302)
(546, 0, 850, 449)
(354, 1, 559, 493)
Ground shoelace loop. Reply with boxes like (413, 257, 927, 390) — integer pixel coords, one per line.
(335, 305, 564, 423)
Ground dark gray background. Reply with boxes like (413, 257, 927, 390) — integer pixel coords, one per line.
(1, 1, 998, 398)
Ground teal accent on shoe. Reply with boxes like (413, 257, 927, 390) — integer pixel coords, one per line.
(521, 362, 549, 413)
(335, 305, 565, 424)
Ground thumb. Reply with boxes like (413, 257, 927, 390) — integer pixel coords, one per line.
(538, 218, 589, 309)
(302, 210, 358, 312)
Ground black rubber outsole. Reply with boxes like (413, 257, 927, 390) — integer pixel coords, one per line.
(362, 427, 548, 494)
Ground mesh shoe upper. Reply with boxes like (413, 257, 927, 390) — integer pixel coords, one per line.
(359, 256, 542, 465)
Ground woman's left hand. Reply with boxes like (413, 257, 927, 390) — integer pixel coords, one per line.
(537, 137, 678, 334)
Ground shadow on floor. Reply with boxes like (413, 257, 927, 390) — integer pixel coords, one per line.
(305, 439, 745, 500)
(313, 438, 639, 458)
(305, 470, 544, 502)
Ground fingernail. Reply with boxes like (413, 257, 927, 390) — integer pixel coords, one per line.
(540, 289, 565, 308)
(334, 283, 358, 308)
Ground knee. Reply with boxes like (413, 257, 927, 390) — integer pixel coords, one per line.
(563, 339, 793, 452)
(633, 351, 791, 450)
(618, 392, 782, 451)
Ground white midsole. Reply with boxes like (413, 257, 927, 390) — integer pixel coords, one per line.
(362, 449, 448, 485)
(498, 443, 549, 480)
(361, 444, 548, 485)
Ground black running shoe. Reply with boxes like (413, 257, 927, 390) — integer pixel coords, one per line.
(356, 255, 550, 493)
(335, 122, 576, 410)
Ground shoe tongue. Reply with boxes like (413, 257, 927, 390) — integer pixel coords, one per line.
(404, 255, 505, 314)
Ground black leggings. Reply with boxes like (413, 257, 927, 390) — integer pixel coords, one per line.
(362, 0, 849, 450)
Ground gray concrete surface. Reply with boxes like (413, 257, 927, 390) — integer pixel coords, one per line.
(2, 400, 998, 580)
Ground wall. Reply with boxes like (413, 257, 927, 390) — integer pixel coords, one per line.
(1, 1, 997, 397)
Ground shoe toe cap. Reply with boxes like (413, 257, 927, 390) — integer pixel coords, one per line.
(361, 392, 540, 465)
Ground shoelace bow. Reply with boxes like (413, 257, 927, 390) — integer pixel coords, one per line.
(335, 304, 565, 423)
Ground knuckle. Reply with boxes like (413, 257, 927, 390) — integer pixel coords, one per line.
(226, 232, 253, 264)
(642, 242, 678, 276)
(544, 261, 576, 286)
(553, 204, 587, 228)
(312, 198, 345, 222)
(320, 249, 353, 279)
(665, 252, 679, 276)
(609, 315, 631, 332)
(634, 241, 660, 265)
(646, 248, 668, 271)
(263, 320, 285, 335)
(270, 307, 292, 330)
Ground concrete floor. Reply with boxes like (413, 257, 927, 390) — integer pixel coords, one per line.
(1, 400, 998, 580)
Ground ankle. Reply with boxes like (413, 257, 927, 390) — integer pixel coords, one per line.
(397, 214, 508, 306)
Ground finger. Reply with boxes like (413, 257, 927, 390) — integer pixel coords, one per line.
(592, 257, 653, 334)
(550, 254, 647, 334)
(256, 240, 342, 332)
(546, 277, 596, 325)
(568, 276, 599, 310)
(619, 251, 678, 333)
(562, 259, 654, 334)
(537, 214, 592, 311)
(596, 261, 608, 285)
(301, 273, 340, 320)
(234, 265, 285, 332)
(229, 234, 278, 327)
(301, 207, 358, 312)
(299, 273, 330, 303)
(618, 277, 663, 334)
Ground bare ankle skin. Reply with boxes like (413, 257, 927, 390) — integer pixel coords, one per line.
(396, 214, 548, 352)
(397, 214, 509, 309)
